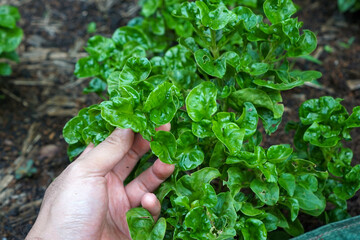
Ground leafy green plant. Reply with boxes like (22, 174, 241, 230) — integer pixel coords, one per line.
(63, 0, 360, 239)
(338, 0, 360, 12)
(0, 5, 23, 76)
(87, 21, 97, 34)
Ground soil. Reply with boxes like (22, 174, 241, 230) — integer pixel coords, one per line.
(0, 0, 359, 239)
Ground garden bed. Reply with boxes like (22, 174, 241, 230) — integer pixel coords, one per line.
(0, 0, 359, 239)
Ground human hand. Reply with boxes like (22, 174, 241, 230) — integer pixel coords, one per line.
(26, 125, 174, 240)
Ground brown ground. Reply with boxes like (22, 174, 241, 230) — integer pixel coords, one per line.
(0, 0, 359, 239)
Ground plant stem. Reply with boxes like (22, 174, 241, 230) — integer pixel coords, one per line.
(210, 29, 219, 59)
(263, 44, 276, 63)
(193, 26, 209, 48)
(329, 174, 344, 183)
(321, 147, 334, 169)
(221, 98, 229, 112)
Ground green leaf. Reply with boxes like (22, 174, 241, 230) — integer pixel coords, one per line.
(282, 18, 302, 44)
(179, 37, 200, 53)
(150, 57, 166, 75)
(0, 26, 23, 51)
(0, 50, 19, 62)
(172, 2, 199, 20)
(212, 112, 245, 155)
(226, 167, 253, 196)
(82, 119, 113, 145)
(0, 62, 11, 76)
(177, 167, 221, 203)
(194, 49, 226, 78)
(119, 57, 151, 86)
(211, 192, 237, 228)
(0, 12, 16, 29)
(250, 179, 279, 206)
(253, 70, 322, 91)
(299, 96, 344, 125)
(226, 146, 266, 167)
(287, 30, 317, 57)
(186, 81, 218, 122)
(236, 102, 258, 139)
(100, 97, 147, 132)
(258, 109, 282, 135)
(293, 185, 326, 215)
(286, 198, 300, 222)
(140, 0, 161, 17)
(196, 2, 235, 30)
(210, 141, 227, 168)
(240, 202, 265, 217)
(126, 207, 166, 240)
(63, 116, 87, 145)
(284, 218, 304, 237)
(184, 206, 212, 234)
(165, 45, 196, 71)
(297, 174, 318, 192)
(260, 213, 278, 232)
(201, 183, 218, 207)
(278, 173, 296, 197)
(259, 162, 278, 183)
(229, 89, 282, 119)
(267, 144, 293, 163)
(247, 63, 269, 76)
(145, 14, 165, 36)
(83, 78, 106, 94)
(84, 35, 115, 62)
(303, 122, 341, 147)
(344, 106, 360, 128)
(87, 22, 96, 34)
(74, 57, 100, 78)
(164, 45, 198, 89)
(241, 218, 267, 240)
(0, 6, 20, 20)
(192, 119, 214, 138)
(268, 208, 289, 229)
(176, 131, 204, 170)
(263, 0, 297, 24)
(144, 82, 182, 125)
(112, 85, 141, 105)
(338, 0, 357, 12)
(150, 131, 177, 164)
(112, 26, 149, 49)
(67, 142, 86, 161)
(149, 218, 167, 239)
(232, 6, 261, 31)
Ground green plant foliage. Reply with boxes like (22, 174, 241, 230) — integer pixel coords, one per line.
(0, 5, 23, 76)
(338, 0, 360, 12)
(63, 0, 360, 239)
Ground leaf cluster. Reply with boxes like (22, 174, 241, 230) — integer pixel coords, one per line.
(0, 5, 23, 76)
(63, 0, 360, 239)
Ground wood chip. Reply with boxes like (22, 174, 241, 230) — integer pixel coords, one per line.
(0, 175, 14, 193)
(11, 79, 55, 86)
(304, 82, 335, 94)
(346, 80, 360, 90)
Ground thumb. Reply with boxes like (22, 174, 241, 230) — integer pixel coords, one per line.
(76, 128, 135, 176)
(141, 193, 161, 222)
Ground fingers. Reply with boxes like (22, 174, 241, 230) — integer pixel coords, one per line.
(112, 123, 171, 181)
(75, 128, 134, 176)
(112, 133, 150, 181)
(125, 159, 174, 207)
(141, 193, 161, 221)
(79, 143, 95, 157)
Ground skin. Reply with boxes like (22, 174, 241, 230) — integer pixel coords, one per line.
(26, 124, 174, 240)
